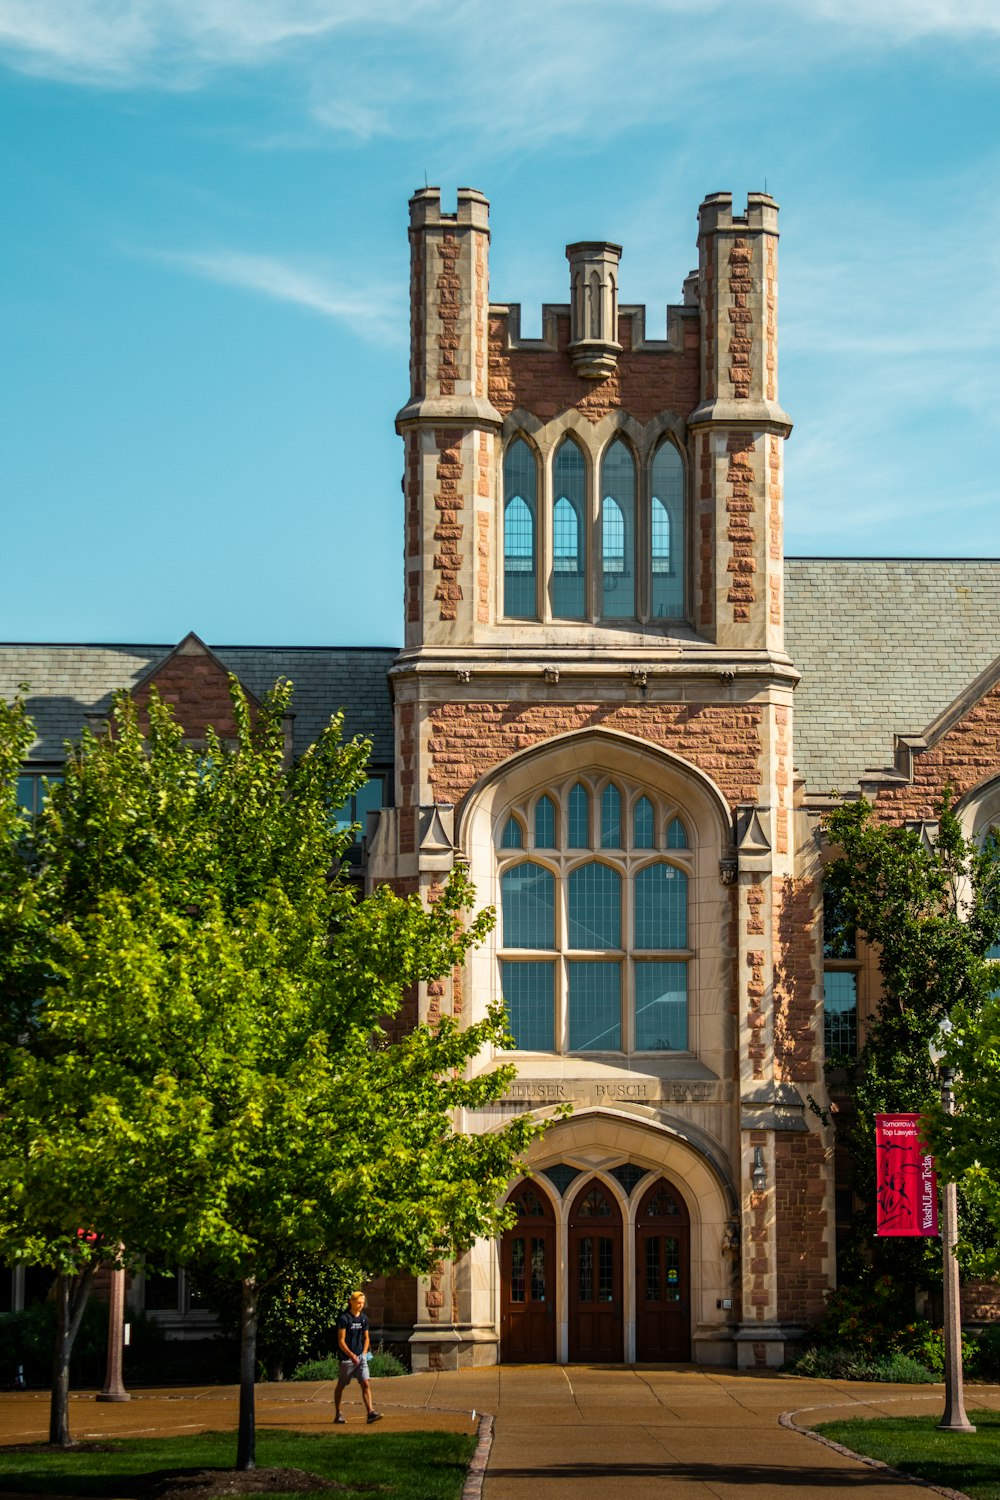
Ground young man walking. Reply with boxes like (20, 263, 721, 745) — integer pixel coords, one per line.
(334, 1291, 382, 1425)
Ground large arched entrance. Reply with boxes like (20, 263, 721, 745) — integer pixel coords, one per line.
(500, 1182, 556, 1362)
(568, 1179, 623, 1362)
(635, 1178, 691, 1361)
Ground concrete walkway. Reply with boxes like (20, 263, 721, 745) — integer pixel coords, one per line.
(1, 1368, 998, 1498)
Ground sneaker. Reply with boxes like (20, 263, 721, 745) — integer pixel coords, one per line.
(334, 1415, 346, 1425)
(367, 1412, 383, 1424)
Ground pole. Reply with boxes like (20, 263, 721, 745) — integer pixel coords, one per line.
(97, 1260, 130, 1403)
(939, 1067, 974, 1433)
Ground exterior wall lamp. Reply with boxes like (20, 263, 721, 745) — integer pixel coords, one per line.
(751, 1146, 767, 1193)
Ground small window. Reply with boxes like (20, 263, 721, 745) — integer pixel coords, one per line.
(501, 816, 523, 849)
(666, 817, 688, 849)
(534, 795, 556, 849)
(552, 439, 587, 620)
(823, 971, 858, 1056)
(601, 441, 636, 619)
(503, 439, 538, 620)
(502, 961, 555, 1051)
(600, 784, 622, 848)
(650, 441, 685, 619)
(633, 797, 655, 849)
(568, 783, 591, 849)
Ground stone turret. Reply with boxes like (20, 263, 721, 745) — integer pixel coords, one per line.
(396, 187, 502, 651)
(690, 192, 792, 654)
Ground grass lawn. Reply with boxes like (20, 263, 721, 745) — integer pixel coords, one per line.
(0, 1428, 478, 1500)
(814, 1408, 1000, 1500)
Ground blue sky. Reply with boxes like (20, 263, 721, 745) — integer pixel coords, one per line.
(2, 1, 999, 647)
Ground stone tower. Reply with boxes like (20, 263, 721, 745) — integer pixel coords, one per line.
(371, 186, 833, 1371)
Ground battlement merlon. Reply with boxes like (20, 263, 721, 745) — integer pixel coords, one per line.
(692, 189, 791, 431)
(397, 185, 502, 432)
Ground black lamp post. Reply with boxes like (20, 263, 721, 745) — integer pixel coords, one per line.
(928, 1018, 975, 1434)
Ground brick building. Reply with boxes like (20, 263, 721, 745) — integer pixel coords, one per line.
(4, 186, 1000, 1368)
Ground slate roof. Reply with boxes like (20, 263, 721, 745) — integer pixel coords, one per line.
(5, 559, 1000, 796)
(0, 645, 397, 765)
(785, 559, 1000, 794)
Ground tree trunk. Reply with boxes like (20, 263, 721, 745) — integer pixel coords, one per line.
(49, 1264, 97, 1447)
(235, 1276, 259, 1471)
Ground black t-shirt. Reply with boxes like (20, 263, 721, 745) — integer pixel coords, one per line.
(337, 1307, 369, 1358)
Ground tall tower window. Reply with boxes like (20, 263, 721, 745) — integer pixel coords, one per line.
(503, 439, 538, 620)
(552, 438, 587, 620)
(601, 441, 635, 619)
(650, 441, 685, 619)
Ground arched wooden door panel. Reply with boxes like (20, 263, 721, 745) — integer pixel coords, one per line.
(500, 1183, 556, 1362)
(635, 1179, 691, 1361)
(568, 1179, 623, 1362)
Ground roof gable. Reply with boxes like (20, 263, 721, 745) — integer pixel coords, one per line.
(132, 631, 261, 741)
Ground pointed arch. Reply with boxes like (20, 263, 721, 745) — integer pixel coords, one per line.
(601, 439, 635, 619)
(552, 436, 587, 620)
(650, 439, 685, 620)
(503, 437, 538, 620)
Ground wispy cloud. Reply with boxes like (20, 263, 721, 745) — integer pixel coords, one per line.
(1, 0, 998, 143)
(146, 246, 404, 344)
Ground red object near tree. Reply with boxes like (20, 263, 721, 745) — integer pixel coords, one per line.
(875, 1114, 938, 1236)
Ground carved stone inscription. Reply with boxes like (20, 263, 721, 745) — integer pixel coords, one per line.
(501, 1079, 718, 1107)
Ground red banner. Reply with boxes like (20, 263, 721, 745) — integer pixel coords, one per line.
(875, 1114, 938, 1237)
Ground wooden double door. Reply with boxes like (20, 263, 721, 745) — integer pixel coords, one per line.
(500, 1174, 691, 1364)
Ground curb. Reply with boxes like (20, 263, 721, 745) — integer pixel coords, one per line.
(461, 1412, 494, 1500)
(780, 1398, 974, 1500)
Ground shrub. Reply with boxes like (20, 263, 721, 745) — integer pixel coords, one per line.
(790, 1346, 937, 1383)
(291, 1345, 407, 1382)
(973, 1324, 1000, 1378)
(0, 1299, 164, 1387)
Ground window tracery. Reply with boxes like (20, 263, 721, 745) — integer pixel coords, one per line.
(497, 775, 694, 1055)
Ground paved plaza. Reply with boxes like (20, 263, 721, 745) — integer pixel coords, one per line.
(2, 1367, 998, 1498)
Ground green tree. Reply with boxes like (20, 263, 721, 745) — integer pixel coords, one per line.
(822, 794, 1000, 1299)
(0, 683, 545, 1464)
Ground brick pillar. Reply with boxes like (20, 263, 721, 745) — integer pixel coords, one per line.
(690, 192, 791, 654)
(396, 187, 502, 650)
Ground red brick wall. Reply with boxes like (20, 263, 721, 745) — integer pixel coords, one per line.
(133, 652, 254, 741)
(489, 312, 700, 425)
(774, 1131, 829, 1323)
(772, 876, 821, 1085)
(427, 700, 763, 810)
(874, 681, 1000, 821)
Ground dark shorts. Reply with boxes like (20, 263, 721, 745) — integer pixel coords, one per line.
(338, 1355, 370, 1384)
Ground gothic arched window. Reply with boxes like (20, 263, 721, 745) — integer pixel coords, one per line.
(601, 441, 635, 619)
(650, 441, 685, 619)
(498, 776, 694, 1056)
(503, 439, 538, 620)
(552, 438, 587, 620)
